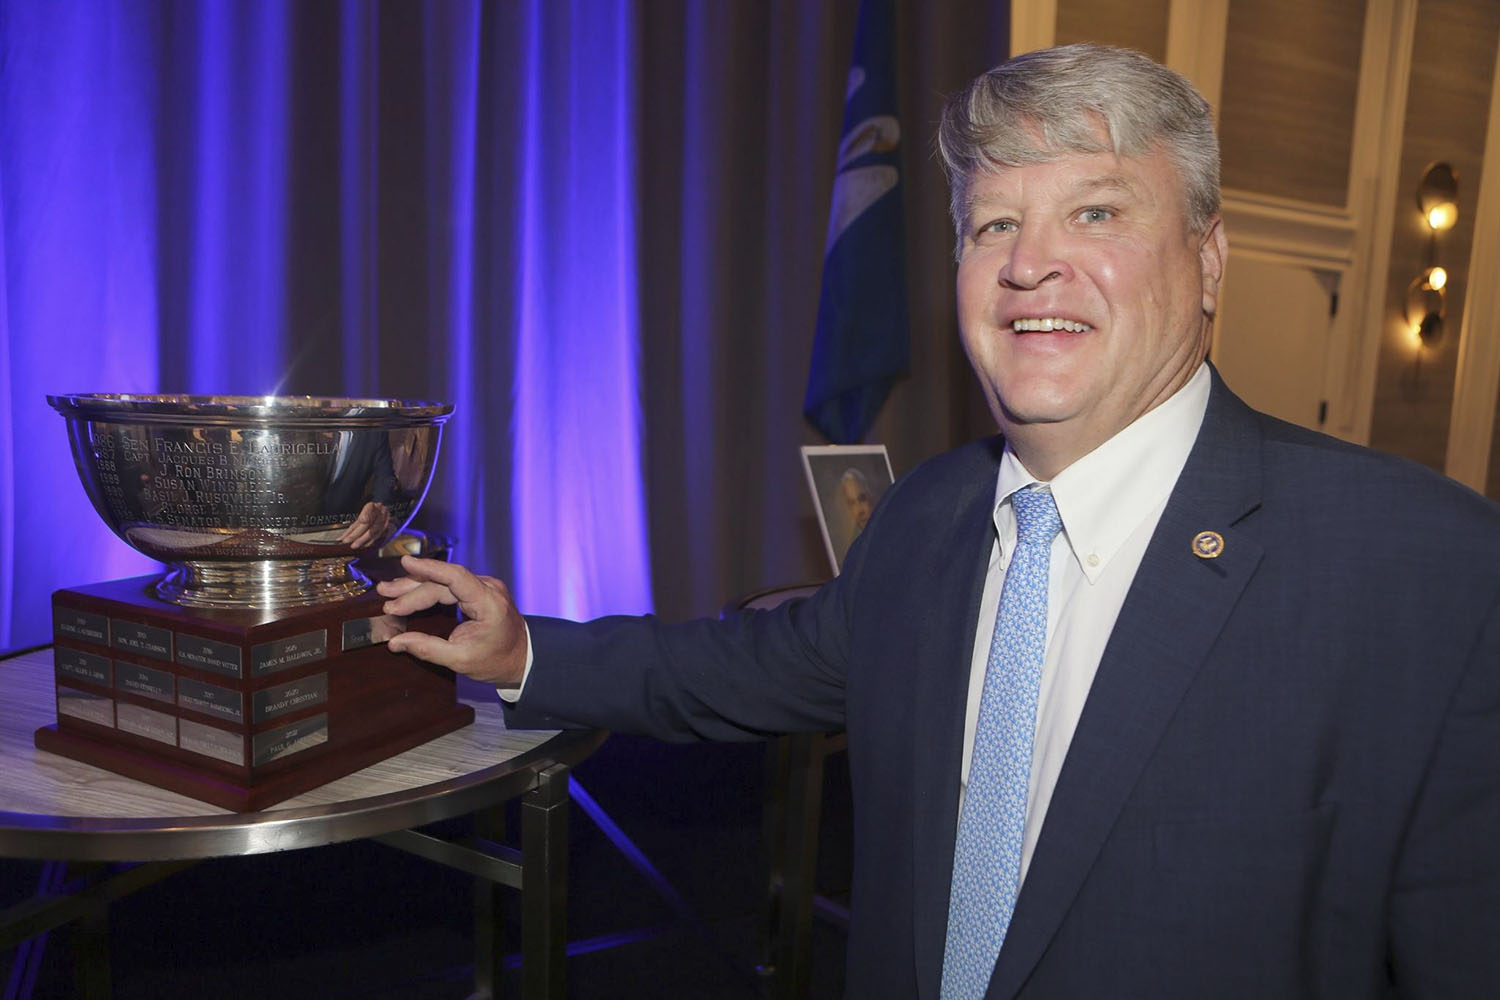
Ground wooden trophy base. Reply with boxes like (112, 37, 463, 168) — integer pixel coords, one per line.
(40, 566, 475, 811)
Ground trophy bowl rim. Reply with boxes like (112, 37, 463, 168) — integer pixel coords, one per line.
(47, 393, 453, 428)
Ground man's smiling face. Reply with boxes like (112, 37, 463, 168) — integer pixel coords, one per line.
(955, 145, 1226, 478)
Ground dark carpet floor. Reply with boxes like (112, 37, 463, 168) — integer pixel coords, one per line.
(1, 734, 852, 999)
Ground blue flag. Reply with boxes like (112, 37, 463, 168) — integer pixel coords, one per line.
(804, 0, 910, 445)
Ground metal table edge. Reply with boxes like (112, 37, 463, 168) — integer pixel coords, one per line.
(0, 728, 608, 861)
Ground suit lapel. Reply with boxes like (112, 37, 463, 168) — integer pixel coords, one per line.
(987, 378, 1268, 998)
(908, 439, 1005, 998)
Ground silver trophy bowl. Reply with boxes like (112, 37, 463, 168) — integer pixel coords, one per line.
(49, 393, 453, 610)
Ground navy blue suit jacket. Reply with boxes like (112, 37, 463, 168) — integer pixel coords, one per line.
(511, 375, 1500, 997)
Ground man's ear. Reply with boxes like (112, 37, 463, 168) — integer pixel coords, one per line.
(1199, 215, 1228, 316)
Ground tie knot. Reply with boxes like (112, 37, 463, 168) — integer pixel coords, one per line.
(1012, 486, 1062, 546)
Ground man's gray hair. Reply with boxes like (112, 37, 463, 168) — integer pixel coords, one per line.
(937, 43, 1220, 244)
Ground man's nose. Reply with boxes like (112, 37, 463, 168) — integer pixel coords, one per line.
(1000, 223, 1070, 290)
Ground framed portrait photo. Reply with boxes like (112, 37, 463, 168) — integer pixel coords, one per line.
(801, 444, 895, 575)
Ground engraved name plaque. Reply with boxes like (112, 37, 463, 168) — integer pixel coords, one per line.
(116, 662, 175, 704)
(57, 686, 115, 728)
(179, 718, 245, 766)
(117, 703, 177, 746)
(56, 647, 112, 687)
(175, 635, 244, 678)
(342, 614, 406, 652)
(177, 676, 244, 723)
(112, 620, 173, 662)
(55, 608, 108, 644)
(251, 630, 327, 677)
(251, 674, 328, 723)
(253, 714, 328, 766)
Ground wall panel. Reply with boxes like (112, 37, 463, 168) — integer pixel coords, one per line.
(1219, 0, 1366, 208)
(1054, 0, 1169, 60)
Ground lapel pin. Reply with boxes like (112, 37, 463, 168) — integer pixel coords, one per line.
(1192, 530, 1225, 559)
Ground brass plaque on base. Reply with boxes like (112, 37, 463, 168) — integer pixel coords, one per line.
(39, 567, 474, 812)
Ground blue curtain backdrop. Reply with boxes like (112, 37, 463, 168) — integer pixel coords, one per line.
(0, 0, 1009, 650)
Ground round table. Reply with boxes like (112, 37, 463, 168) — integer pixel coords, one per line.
(0, 646, 605, 998)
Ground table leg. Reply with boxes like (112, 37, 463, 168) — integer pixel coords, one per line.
(520, 763, 569, 1000)
(776, 733, 824, 1000)
(757, 734, 792, 981)
(377, 795, 554, 1000)
(73, 897, 111, 1000)
(762, 731, 851, 1000)
(473, 803, 508, 1000)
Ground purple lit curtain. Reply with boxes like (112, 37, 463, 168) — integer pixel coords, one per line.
(0, 0, 1008, 650)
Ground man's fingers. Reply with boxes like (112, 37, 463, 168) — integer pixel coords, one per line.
(376, 575, 425, 598)
(394, 556, 511, 614)
(378, 557, 514, 624)
(386, 629, 458, 668)
(380, 579, 459, 616)
(386, 618, 526, 685)
(372, 557, 526, 684)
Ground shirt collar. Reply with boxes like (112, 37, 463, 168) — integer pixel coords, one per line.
(993, 362, 1212, 582)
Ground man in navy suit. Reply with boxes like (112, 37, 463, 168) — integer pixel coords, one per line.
(381, 44, 1500, 997)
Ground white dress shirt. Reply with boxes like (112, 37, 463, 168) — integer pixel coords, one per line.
(961, 363, 1211, 883)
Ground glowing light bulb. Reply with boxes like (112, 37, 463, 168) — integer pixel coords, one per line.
(1426, 202, 1458, 231)
(1427, 266, 1447, 291)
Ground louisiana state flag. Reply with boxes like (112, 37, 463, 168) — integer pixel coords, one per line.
(803, 0, 909, 445)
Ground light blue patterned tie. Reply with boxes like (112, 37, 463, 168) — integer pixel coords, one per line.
(940, 485, 1062, 999)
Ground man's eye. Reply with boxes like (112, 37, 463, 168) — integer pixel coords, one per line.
(1077, 207, 1112, 224)
(976, 219, 1016, 237)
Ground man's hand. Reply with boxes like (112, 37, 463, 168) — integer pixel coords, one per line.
(376, 555, 529, 686)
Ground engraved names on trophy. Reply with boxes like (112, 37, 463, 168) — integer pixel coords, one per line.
(116, 662, 175, 704)
(117, 703, 177, 746)
(179, 718, 245, 766)
(88, 426, 126, 515)
(342, 614, 405, 651)
(112, 620, 172, 661)
(104, 429, 332, 533)
(251, 674, 328, 723)
(55, 608, 108, 644)
(42, 575, 468, 811)
(49, 595, 335, 774)
(253, 714, 329, 766)
(57, 686, 114, 728)
(252, 629, 327, 676)
(56, 647, 111, 686)
(177, 676, 244, 723)
(175, 634, 243, 677)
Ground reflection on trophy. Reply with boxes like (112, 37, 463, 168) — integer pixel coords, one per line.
(38, 395, 474, 810)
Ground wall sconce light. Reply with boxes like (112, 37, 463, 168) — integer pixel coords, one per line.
(1407, 163, 1459, 349)
(1405, 268, 1446, 346)
(1417, 162, 1459, 233)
